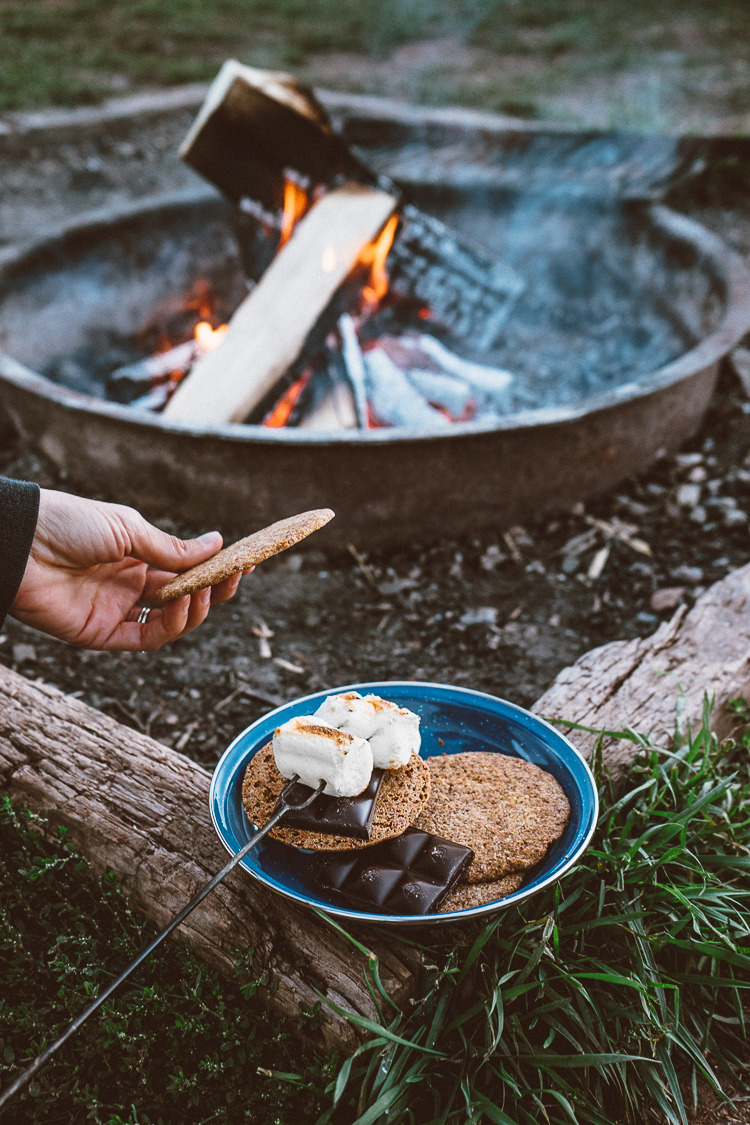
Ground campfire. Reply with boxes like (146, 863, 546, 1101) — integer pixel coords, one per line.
(1, 74, 749, 546)
(102, 60, 524, 432)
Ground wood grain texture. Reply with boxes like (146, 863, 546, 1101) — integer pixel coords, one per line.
(532, 561, 750, 782)
(0, 665, 420, 1053)
(163, 183, 397, 425)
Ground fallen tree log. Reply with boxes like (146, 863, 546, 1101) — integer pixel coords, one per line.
(532, 560, 750, 783)
(0, 667, 420, 1054)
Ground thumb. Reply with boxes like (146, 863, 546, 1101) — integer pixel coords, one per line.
(124, 514, 222, 572)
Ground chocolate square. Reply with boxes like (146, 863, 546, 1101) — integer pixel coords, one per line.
(310, 827, 474, 915)
(279, 769, 385, 840)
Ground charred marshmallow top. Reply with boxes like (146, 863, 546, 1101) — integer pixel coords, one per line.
(314, 691, 421, 769)
(272, 715, 373, 797)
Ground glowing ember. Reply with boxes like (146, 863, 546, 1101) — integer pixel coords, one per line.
(263, 371, 312, 427)
(279, 177, 309, 249)
(195, 320, 228, 351)
(359, 214, 399, 309)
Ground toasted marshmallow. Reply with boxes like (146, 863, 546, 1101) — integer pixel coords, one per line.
(314, 691, 421, 769)
(272, 715, 373, 797)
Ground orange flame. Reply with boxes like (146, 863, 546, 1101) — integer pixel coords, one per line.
(279, 177, 309, 249)
(194, 320, 228, 351)
(358, 214, 399, 309)
(263, 371, 311, 427)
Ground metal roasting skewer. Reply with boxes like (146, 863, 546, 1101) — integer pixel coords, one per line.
(0, 774, 326, 1109)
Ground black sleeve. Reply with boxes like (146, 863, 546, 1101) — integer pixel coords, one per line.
(0, 477, 40, 629)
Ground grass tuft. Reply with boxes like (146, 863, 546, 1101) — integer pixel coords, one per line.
(320, 698, 750, 1124)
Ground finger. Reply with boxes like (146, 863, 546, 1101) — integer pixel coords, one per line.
(103, 598, 188, 651)
(181, 586, 212, 635)
(117, 508, 223, 574)
(209, 572, 243, 605)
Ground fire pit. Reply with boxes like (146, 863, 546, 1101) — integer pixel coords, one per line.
(1, 101, 749, 548)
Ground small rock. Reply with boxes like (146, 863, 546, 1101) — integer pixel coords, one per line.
(676, 483, 701, 507)
(12, 643, 37, 664)
(672, 565, 703, 584)
(480, 544, 504, 570)
(689, 505, 707, 524)
(650, 587, 685, 612)
(460, 606, 498, 627)
(686, 465, 707, 483)
(674, 452, 704, 470)
(617, 496, 650, 518)
(723, 507, 748, 526)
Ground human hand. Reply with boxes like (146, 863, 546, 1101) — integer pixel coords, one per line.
(10, 489, 249, 651)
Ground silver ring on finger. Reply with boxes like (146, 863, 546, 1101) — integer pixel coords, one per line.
(137, 606, 151, 624)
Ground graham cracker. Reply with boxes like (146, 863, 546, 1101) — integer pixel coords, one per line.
(415, 751, 570, 884)
(241, 742, 431, 850)
(439, 872, 525, 912)
(155, 508, 334, 602)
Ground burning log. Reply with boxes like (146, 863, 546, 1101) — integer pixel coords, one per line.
(107, 339, 199, 403)
(180, 62, 524, 346)
(338, 313, 369, 428)
(163, 184, 398, 425)
(296, 361, 359, 431)
(387, 205, 524, 347)
(407, 334, 514, 397)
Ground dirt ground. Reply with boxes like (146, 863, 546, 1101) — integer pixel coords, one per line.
(1, 90, 750, 1125)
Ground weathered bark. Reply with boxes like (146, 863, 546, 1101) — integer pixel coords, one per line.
(0, 666, 421, 1053)
(532, 561, 750, 783)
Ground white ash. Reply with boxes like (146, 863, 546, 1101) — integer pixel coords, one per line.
(363, 348, 450, 429)
(406, 369, 474, 420)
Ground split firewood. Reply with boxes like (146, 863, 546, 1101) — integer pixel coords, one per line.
(532, 559, 750, 786)
(180, 61, 524, 347)
(0, 664, 419, 1054)
(179, 59, 366, 211)
(163, 183, 397, 425)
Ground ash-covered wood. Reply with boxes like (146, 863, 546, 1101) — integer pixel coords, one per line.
(387, 204, 524, 347)
(163, 184, 397, 425)
(0, 664, 420, 1054)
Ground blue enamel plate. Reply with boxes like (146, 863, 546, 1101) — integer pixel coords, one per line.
(209, 681, 598, 926)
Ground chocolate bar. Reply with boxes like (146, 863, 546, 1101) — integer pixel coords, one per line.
(279, 769, 385, 840)
(309, 827, 474, 914)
